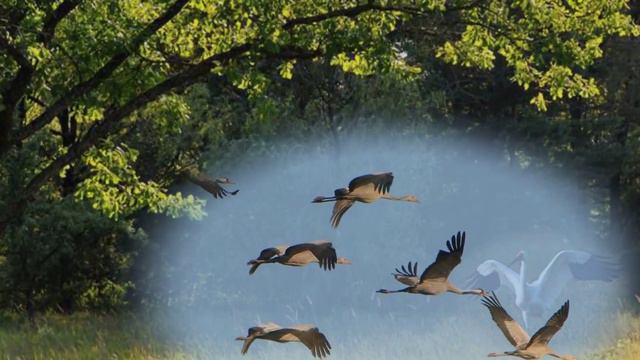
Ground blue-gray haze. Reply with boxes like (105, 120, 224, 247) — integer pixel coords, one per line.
(149, 133, 631, 359)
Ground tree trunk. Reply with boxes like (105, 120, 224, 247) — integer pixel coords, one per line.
(609, 116, 631, 239)
(609, 172, 624, 232)
(25, 288, 35, 325)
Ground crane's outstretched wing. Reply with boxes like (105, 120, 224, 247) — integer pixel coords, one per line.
(467, 270, 501, 291)
(348, 172, 393, 194)
(568, 253, 619, 281)
(286, 325, 332, 358)
(285, 241, 338, 271)
(467, 259, 521, 296)
(525, 301, 569, 348)
(308, 241, 338, 270)
(330, 199, 354, 228)
(481, 292, 530, 348)
(393, 261, 420, 286)
(420, 231, 465, 282)
(240, 330, 258, 355)
(533, 250, 619, 309)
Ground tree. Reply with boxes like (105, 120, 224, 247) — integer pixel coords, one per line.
(0, 0, 636, 237)
(0, 0, 638, 316)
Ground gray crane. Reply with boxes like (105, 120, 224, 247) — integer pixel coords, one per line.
(481, 292, 575, 359)
(377, 232, 484, 297)
(312, 172, 418, 227)
(235, 323, 331, 358)
(247, 240, 351, 274)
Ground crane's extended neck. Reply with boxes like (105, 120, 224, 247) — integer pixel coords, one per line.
(517, 259, 527, 293)
(447, 284, 484, 296)
(516, 259, 527, 302)
(521, 310, 529, 329)
(488, 351, 512, 357)
(549, 352, 576, 360)
(381, 194, 419, 202)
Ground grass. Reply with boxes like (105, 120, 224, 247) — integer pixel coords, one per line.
(0, 311, 639, 359)
(584, 311, 640, 360)
(0, 312, 189, 360)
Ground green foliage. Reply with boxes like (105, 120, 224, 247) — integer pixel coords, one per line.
(2, 0, 636, 225)
(75, 141, 205, 220)
(438, 0, 639, 110)
(1, 0, 639, 319)
(0, 198, 146, 313)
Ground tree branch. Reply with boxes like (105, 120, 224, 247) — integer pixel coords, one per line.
(0, 34, 34, 153)
(283, 3, 385, 30)
(282, 0, 486, 30)
(38, 0, 82, 46)
(0, 34, 32, 69)
(1, 1, 456, 237)
(15, 2, 416, 198)
(24, 43, 252, 195)
(0, 1, 84, 152)
(13, 0, 190, 145)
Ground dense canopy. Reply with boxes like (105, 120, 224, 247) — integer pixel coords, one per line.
(0, 0, 638, 322)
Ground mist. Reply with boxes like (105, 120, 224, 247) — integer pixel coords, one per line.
(147, 131, 630, 359)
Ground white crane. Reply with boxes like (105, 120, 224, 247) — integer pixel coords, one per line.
(469, 250, 619, 328)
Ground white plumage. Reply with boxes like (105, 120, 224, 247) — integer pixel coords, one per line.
(469, 250, 619, 328)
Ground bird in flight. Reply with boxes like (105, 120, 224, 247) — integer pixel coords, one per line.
(235, 323, 331, 358)
(468, 249, 619, 328)
(312, 172, 418, 228)
(187, 172, 239, 199)
(481, 292, 575, 359)
(247, 240, 351, 274)
(377, 231, 484, 297)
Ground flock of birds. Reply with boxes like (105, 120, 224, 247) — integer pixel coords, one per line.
(194, 172, 620, 359)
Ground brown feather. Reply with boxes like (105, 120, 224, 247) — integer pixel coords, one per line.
(525, 301, 570, 348)
(420, 231, 465, 282)
(482, 292, 530, 348)
(330, 199, 354, 228)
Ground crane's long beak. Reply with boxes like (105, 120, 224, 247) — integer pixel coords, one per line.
(235, 336, 246, 341)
